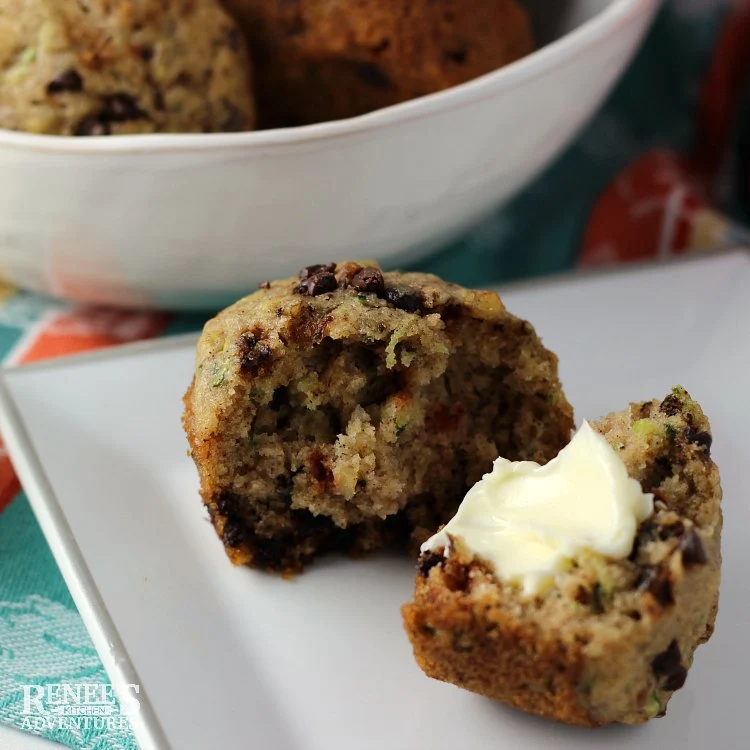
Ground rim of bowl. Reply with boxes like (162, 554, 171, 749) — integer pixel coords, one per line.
(0, 0, 658, 154)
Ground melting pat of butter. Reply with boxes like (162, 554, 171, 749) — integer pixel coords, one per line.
(422, 421, 653, 595)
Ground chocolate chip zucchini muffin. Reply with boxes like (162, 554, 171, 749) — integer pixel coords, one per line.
(403, 387, 722, 726)
(221, 0, 533, 127)
(183, 261, 573, 573)
(0, 0, 255, 135)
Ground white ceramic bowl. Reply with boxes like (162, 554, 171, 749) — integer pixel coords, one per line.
(0, 0, 660, 310)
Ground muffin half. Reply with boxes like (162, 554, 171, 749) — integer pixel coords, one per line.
(402, 388, 722, 726)
(183, 261, 573, 573)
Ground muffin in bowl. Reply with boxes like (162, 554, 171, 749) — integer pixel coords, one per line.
(0, 0, 256, 135)
(222, 0, 533, 126)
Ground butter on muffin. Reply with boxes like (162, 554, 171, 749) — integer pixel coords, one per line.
(402, 387, 722, 726)
(221, 0, 533, 127)
(0, 0, 255, 135)
(183, 261, 573, 573)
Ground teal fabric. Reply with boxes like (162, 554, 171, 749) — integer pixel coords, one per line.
(0, 496, 137, 749)
(0, 494, 73, 605)
(414, 5, 729, 287)
(0, 3, 736, 747)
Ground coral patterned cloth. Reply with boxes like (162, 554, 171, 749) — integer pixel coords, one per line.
(1, 1, 749, 747)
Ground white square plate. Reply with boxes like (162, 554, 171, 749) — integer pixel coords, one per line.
(1, 252, 748, 750)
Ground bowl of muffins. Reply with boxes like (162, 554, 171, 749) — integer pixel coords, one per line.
(0, 0, 661, 309)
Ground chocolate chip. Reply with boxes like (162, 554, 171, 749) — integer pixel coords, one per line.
(639, 402, 653, 418)
(137, 46, 154, 62)
(74, 115, 111, 136)
(680, 528, 707, 566)
(371, 38, 391, 54)
(630, 519, 664, 560)
(222, 518, 247, 548)
(684, 426, 712, 454)
(215, 493, 248, 548)
(239, 333, 259, 350)
(660, 394, 681, 416)
(444, 47, 467, 64)
(244, 344, 273, 372)
(659, 521, 685, 540)
(238, 333, 273, 373)
(354, 62, 393, 89)
(641, 456, 673, 493)
(652, 640, 681, 675)
(637, 566, 674, 606)
(284, 17, 307, 36)
(102, 93, 145, 122)
(47, 69, 83, 94)
(299, 263, 336, 280)
(639, 519, 659, 540)
(221, 101, 247, 132)
(350, 267, 384, 294)
(574, 585, 590, 605)
(296, 272, 337, 296)
(418, 551, 443, 577)
(226, 27, 243, 52)
(652, 641, 687, 691)
(383, 287, 423, 313)
(663, 666, 688, 691)
(215, 492, 236, 516)
(258, 281, 271, 289)
(438, 304, 463, 322)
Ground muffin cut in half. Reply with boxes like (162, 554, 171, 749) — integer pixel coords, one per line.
(183, 261, 573, 573)
(402, 387, 722, 726)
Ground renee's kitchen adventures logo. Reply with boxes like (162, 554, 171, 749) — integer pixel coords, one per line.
(20, 683, 140, 732)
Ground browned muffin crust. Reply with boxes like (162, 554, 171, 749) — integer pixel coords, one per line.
(183, 261, 573, 573)
(221, 0, 533, 127)
(402, 388, 722, 726)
